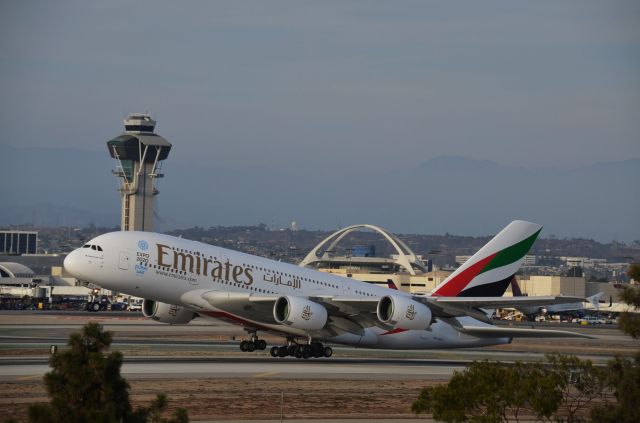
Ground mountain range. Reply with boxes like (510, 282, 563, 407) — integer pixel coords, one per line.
(1, 144, 638, 242)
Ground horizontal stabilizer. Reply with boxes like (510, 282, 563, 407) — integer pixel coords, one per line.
(458, 326, 595, 339)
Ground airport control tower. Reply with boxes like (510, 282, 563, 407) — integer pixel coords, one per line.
(106, 113, 172, 231)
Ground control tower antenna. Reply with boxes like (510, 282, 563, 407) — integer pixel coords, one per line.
(106, 113, 172, 232)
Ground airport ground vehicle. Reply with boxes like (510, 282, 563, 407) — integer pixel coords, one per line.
(127, 300, 143, 311)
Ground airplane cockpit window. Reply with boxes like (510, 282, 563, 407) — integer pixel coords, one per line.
(85, 244, 104, 251)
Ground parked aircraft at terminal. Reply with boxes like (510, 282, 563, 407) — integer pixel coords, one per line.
(511, 278, 605, 317)
(64, 220, 590, 359)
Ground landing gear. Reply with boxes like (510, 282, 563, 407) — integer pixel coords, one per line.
(86, 302, 101, 312)
(239, 331, 267, 352)
(239, 340, 256, 352)
(270, 339, 333, 359)
(240, 333, 332, 359)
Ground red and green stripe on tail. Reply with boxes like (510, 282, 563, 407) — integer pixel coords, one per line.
(432, 221, 542, 297)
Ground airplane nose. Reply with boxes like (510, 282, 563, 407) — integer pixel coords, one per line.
(64, 249, 83, 278)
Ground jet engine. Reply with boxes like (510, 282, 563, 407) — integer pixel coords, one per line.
(142, 299, 195, 325)
(273, 296, 328, 330)
(377, 295, 432, 330)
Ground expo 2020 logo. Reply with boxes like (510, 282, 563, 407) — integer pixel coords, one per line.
(138, 240, 149, 251)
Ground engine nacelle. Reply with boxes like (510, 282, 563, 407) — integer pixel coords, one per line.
(377, 295, 432, 330)
(142, 299, 195, 325)
(273, 296, 328, 330)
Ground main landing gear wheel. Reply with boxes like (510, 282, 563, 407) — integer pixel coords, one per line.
(271, 341, 333, 359)
(239, 333, 267, 353)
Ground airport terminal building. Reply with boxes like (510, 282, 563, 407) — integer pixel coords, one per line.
(0, 231, 37, 255)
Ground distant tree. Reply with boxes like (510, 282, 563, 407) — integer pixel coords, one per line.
(617, 285, 640, 339)
(590, 354, 640, 423)
(590, 284, 640, 422)
(628, 263, 640, 282)
(28, 322, 188, 423)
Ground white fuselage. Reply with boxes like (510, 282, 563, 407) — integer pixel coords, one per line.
(64, 231, 508, 350)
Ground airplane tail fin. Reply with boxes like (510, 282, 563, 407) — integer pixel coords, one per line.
(432, 220, 542, 297)
(587, 292, 604, 310)
(510, 276, 523, 297)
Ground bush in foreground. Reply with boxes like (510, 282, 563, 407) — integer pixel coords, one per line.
(28, 322, 188, 423)
(413, 284, 640, 422)
(412, 354, 607, 422)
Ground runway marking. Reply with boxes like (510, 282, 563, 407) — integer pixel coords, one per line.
(15, 374, 42, 381)
(253, 371, 279, 378)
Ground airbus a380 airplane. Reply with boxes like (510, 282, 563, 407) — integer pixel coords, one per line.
(64, 220, 589, 359)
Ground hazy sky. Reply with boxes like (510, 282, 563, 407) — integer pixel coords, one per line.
(1, 1, 638, 175)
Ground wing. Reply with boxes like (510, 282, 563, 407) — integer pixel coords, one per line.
(202, 291, 281, 325)
(428, 295, 586, 308)
(458, 326, 595, 339)
(184, 289, 589, 339)
(183, 290, 384, 337)
(414, 295, 587, 323)
(327, 295, 598, 342)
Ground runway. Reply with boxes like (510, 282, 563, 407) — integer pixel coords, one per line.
(1, 311, 638, 422)
(0, 356, 465, 381)
(0, 310, 638, 382)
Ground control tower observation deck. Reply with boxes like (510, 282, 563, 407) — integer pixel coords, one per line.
(106, 113, 172, 232)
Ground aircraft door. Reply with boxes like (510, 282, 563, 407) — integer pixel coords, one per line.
(118, 251, 130, 270)
(342, 278, 352, 296)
